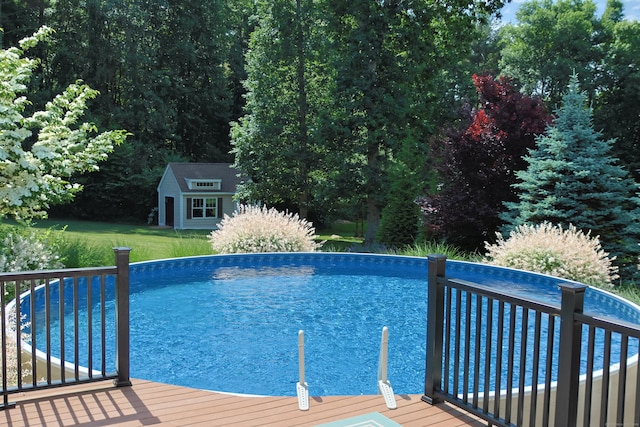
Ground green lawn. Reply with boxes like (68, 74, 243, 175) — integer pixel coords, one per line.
(3, 218, 364, 263)
(28, 219, 212, 262)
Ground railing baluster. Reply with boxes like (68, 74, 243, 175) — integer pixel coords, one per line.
(505, 304, 516, 424)
(1, 280, 12, 409)
(494, 300, 505, 419)
(30, 279, 37, 388)
(517, 308, 528, 426)
(443, 286, 452, 395)
(463, 291, 471, 404)
(74, 276, 80, 381)
(453, 288, 461, 397)
(101, 274, 107, 376)
(583, 326, 596, 427)
(599, 330, 612, 426)
(45, 278, 52, 385)
(542, 315, 555, 427)
(87, 275, 93, 379)
(616, 334, 628, 425)
(529, 311, 542, 427)
(59, 274, 65, 384)
(482, 297, 493, 414)
(14, 281, 22, 389)
(472, 294, 482, 408)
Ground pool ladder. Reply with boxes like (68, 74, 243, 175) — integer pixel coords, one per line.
(296, 327, 397, 411)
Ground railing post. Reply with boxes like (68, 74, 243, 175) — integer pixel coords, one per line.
(113, 247, 132, 387)
(554, 282, 587, 427)
(423, 254, 447, 404)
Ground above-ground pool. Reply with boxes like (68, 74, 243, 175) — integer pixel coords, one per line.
(25, 253, 640, 396)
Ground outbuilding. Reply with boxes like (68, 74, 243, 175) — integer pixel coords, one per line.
(156, 163, 243, 229)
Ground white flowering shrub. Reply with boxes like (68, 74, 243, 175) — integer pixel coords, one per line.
(0, 27, 127, 220)
(0, 226, 64, 273)
(209, 205, 323, 253)
(484, 222, 618, 288)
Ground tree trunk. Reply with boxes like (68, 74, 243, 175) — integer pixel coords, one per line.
(364, 143, 380, 245)
(364, 196, 380, 246)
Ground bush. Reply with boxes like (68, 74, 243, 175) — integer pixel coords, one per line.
(209, 205, 323, 253)
(57, 237, 114, 268)
(0, 225, 64, 273)
(484, 222, 618, 288)
(397, 241, 478, 261)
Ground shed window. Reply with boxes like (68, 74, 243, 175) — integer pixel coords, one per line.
(191, 198, 217, 218)
(187, 179, 221, 190)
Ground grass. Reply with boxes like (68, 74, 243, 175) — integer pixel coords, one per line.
(2, 218, 365, 264)
(2, 218, 213, 265)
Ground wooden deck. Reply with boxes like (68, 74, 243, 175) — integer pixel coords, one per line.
(1, 379, 485, 426)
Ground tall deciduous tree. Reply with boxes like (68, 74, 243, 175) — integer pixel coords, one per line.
(422, 74, 550, 251)
(0, 28, 127, 220)
(503, 75, 640, 281)
(498, 0, 600, 105)
(326, 0, 506, 244)
(231, 0, 333, 220)
(594, 2, 640, 180)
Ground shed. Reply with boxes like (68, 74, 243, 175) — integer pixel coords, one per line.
(157, 163, 243, 229)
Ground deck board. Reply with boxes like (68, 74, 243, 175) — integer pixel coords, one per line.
(1, 379, 485, 426)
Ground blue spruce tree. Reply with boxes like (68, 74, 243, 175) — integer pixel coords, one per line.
(503, 74, 640, 281)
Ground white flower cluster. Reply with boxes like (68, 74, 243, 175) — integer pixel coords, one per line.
(0, 231, 63, 273)
(209, 204, 323, 253)
(484, 222, 618, 288)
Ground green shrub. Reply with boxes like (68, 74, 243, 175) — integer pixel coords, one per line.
(209, 205, 323, 253)
(57, 237, 114, 268)
(484, 222, 618, 288)
(398, 241, 477, 261)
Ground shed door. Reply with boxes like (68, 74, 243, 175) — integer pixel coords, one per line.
(165, 197, 175, 227)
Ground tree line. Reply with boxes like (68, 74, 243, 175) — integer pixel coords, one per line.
(3, 0, 639, 262)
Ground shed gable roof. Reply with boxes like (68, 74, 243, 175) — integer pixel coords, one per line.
(167, 163, 243, 194)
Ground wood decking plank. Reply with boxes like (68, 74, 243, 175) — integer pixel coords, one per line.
(0, 379, 483, 427)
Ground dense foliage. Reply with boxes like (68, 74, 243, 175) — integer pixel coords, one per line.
(232, 0, 506, 243)
(231, 0, 333, 221)
(498, 0, 640, 180)
(503, 75, 640, 281)
(422, 74, 550, 251)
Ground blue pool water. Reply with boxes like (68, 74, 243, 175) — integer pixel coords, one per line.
(25, 253, 640, 396)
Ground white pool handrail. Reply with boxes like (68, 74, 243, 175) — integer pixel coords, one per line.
(377, 326, 397, 409)
(296, 330, 309, 411)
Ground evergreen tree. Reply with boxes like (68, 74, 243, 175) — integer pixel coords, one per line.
(503, 74, 640, 281)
